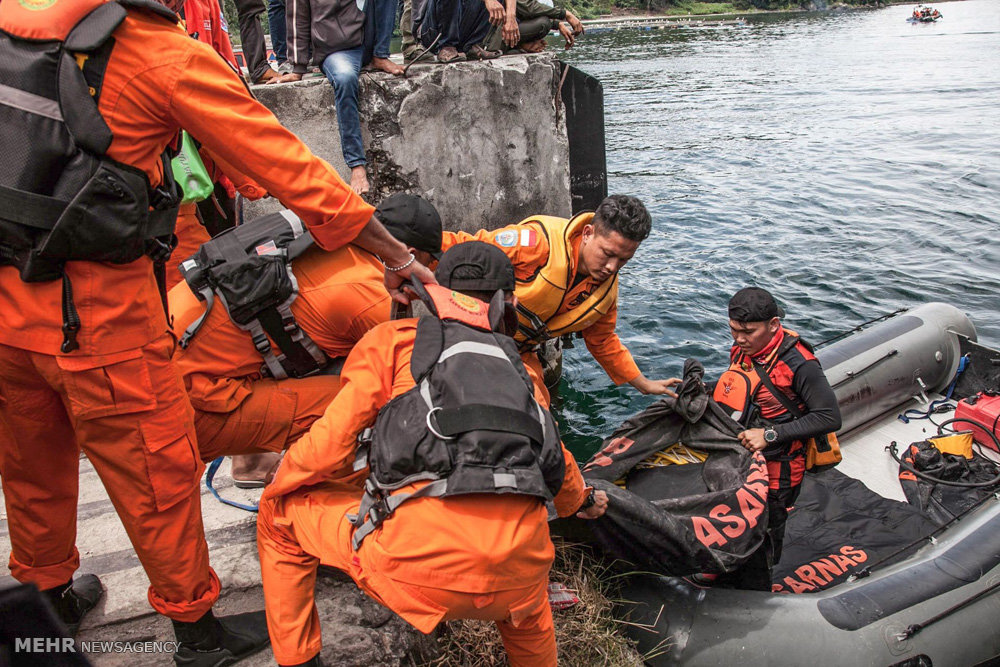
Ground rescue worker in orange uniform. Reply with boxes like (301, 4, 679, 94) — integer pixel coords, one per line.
(0, 1, 433, 662)
(169, 194, 443, 485)
(673, 287, 842, 589)
(257, 243, 609, 667)
(440, 194, 675, 407)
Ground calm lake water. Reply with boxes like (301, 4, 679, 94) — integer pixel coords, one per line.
(555, 0, 1000, 457)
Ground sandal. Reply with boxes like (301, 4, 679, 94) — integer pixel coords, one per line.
(437, 46, 466, 63)
(466, 45, 501, 61)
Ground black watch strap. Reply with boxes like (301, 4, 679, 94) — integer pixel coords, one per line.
(579, 488, 596, 511)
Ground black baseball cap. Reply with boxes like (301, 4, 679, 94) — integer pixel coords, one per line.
(375, 193, 443, 259)
(728, 287, 785, 322)
(435, 241, 515, 292)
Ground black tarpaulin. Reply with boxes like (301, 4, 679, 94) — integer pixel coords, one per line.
(772, 469, 936, 593)
(560, 360, 771, 575)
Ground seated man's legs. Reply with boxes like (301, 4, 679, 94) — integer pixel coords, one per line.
(195, 375, 342, 462)
(372, 0, 405, 74)
(456, 0, 491, 54)
(234, 0, 277, 84)
(321, 48, 369, 195)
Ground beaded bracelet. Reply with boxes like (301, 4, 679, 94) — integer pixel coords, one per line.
(383, 253, 416, 272)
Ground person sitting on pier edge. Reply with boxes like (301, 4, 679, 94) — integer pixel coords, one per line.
(257, 242, 608, 667)
(415, 0, 519, 62)
(439, 194, 676, 407)
(674, 287, 842, 589)
(482, 0, 585, 54)
(169, 194, 443, 486)
(274, 0, 405, 194)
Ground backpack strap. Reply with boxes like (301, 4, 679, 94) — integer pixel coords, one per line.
(749, 356, 804, 419)
(115, 0, 179, 24)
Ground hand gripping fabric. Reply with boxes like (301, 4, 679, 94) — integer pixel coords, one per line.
(349, 284, 566, 549)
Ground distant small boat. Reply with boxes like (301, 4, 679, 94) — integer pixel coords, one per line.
(908, 4, 942, 22)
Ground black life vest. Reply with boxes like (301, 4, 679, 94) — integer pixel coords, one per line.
(178, 209, 334, 380)
(0, 0, 182, 351)
(349, 283, 566, 549)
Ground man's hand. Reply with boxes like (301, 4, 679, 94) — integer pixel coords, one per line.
(629, 374, 682, 397)
(502, 17, 520, 47)
(558, 22, 575, 49)
(484, 0, 505, 25)
(576, 489, 608, 519)
(384, 259, 437, 305)
(565, 10, 585, 35)
(737, 429, 768, 452)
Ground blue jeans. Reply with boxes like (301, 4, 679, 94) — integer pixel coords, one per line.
(322, 47, 366, 169)
(374, 0, 397, 58)
(267, 0, 287, 64)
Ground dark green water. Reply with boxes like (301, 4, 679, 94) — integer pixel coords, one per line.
(554, 1, 1000, 458)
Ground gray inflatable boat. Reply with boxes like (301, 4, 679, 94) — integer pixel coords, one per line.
(618, 303, 1000, 666)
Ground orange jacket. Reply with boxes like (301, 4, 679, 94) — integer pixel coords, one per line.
(169, 245, 390, 413)
(0, 1, 373, 356)
(265, 319, 588, 592)
(442, 222, 641, 385)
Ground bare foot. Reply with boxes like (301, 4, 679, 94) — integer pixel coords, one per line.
(268, 72, 303, 85)
(371, 56, 404, 76)
(350, 166, 370, 195)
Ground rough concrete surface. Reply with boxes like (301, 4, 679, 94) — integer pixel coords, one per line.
(0, 458, 434, 665)
(245, 54, 571, 231)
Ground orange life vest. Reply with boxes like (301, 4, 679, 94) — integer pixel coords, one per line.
(513, 213, 618, 348)
(713, 329, 802, 424)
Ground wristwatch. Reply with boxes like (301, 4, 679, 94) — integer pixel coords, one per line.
(578, 487, 597, 511)
(763, 427, 778, 444)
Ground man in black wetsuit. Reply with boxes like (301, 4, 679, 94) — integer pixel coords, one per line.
(676, 287, 842, 589)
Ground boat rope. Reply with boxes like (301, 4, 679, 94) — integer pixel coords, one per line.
(898, 354, 971, 423)
(897, 579, 1000, 641)
(814, 308, 908, 349)
(205, 456, 260, 512)
(831, 349, 898, 389)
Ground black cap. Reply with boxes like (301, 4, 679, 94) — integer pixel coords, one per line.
(728, 287, 785, 322)
(435, 241, 515, 292)
(375, 193, 443, 259)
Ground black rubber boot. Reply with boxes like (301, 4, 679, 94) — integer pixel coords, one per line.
(172, 609, 270, 666)
(41, 573, 104, 635)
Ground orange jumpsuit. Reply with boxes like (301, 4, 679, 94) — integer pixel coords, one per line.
(169, 245, 391, 461)
(257, 320, 588, 666)
(442, 223, 640, 406)
(165, 0, 269, 292)
(0, 1, 373, 622)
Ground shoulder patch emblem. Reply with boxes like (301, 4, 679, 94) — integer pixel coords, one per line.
(496, 230, 517, 247)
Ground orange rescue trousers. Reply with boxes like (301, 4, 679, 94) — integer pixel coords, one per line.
(194, 375, 342, 461)
(0, 335, 220, 621)
(257, 487, 557, 667)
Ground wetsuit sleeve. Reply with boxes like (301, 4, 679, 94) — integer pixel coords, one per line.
(440, 226, 549, 283)
(580, 301, 641, 385)
(553, 444, 587, 518)
(774, 360, 842, 444)
(263, 325, 402, 499)
(516, 0, 566, 20)
(169, 44, 375, 252)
